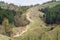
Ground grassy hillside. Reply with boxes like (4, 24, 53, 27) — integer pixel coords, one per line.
(0, 1, 30, 27)
(0, 1, 60, 40)
(0, 34, 15, 40)
(0, 1, 31, 40)
(14, 1, 60, 40)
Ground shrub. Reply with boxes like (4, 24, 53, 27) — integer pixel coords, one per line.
(0, 7, 16, 24)
(2, 18, 15, 37)
(41, 4, 60, 24)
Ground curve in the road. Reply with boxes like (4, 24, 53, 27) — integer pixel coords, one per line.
(13, 9, 34, 37)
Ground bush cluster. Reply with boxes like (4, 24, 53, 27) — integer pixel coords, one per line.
(41, 4, 60, 24)
(0, 7, 16, 24)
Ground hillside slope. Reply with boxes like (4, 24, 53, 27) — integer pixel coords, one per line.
(0, 1, 30, 27)
(0, 34, 15, 40)
(14, 1, 60, 40)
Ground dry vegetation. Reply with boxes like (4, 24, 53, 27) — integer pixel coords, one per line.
(14, 1, 60, 40)
(0, 1, 60, 40)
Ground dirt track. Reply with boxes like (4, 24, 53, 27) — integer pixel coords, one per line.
(13, 10, 34, 37)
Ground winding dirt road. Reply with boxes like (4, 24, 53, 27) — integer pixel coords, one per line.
(13, 5, 44, 37)
(13, 10, 34, 37)
(13, 6, 43, 37)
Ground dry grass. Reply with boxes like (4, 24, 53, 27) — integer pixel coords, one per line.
(14, 1, 60, 40)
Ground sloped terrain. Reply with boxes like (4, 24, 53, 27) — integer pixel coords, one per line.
(0, 1, 60, 40)
(0, 34, 15, 40)
(0, 1, 30, 27)
(14, 1, 60, 40)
